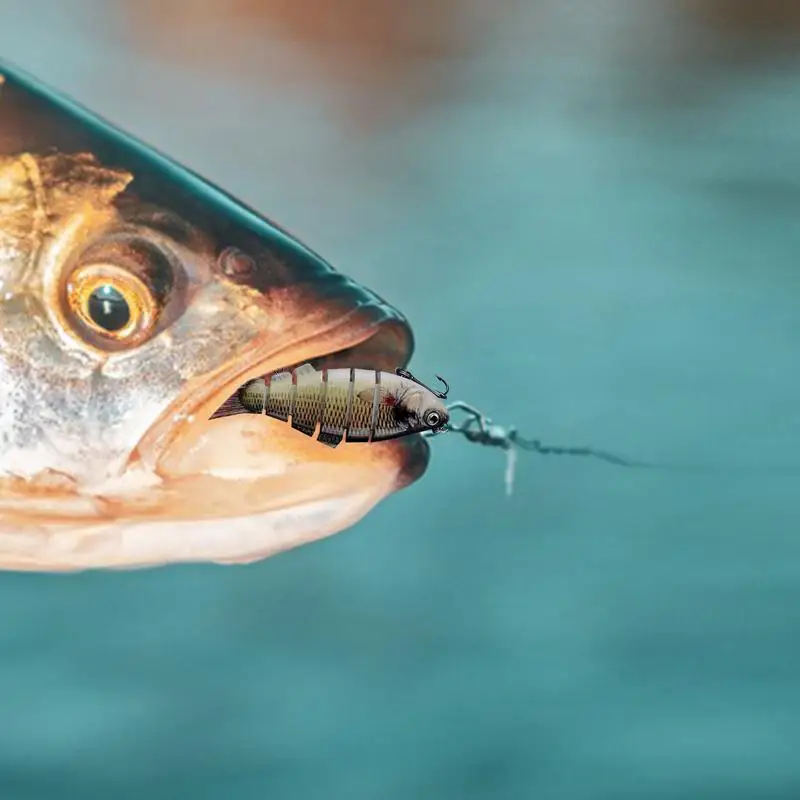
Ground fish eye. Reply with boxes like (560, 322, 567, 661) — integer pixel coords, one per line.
(65, 264, 159, 348)
(424, 410, 441, 428)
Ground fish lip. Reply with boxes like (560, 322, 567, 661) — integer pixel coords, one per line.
(129, 312, 430, 490)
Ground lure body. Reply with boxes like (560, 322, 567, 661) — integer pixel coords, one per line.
(211, 364, 450, 448)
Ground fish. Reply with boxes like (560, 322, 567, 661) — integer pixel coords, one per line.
(0, 60, 430, 571)
(210, 365, 450, 445)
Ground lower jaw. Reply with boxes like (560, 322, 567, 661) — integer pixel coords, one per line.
(0, 484, 391, 571)
(0, 421, 428, 571)
(0, 413, 428, 518)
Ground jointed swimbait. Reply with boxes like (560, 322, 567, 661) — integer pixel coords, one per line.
(210, 365, 450, 447)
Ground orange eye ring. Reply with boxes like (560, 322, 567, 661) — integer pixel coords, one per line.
(65, 264, 158, 346)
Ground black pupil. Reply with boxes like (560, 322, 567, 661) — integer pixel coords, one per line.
(87, 285, 130, 332)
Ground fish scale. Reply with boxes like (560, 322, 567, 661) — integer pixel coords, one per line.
(318, 370, 352, 447)
(345, 368, 377, 442)
(291, 363, 323, 436)
(265, 372, 292, 421)
(375, 394, 401, 440)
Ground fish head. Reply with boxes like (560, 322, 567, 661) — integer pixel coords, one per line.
(395, 378, 450, 435)
(0, 63, 430, 570)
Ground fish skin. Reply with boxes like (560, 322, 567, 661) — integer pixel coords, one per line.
(0, 59, 429, 572)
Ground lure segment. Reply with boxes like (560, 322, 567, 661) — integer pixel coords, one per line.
(210, 364, 450, 448)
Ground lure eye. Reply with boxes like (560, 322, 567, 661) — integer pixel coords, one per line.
(424, 410, 442, 428)
(65, 264, 159, 348)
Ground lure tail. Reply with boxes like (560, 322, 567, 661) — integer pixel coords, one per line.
(208, 389, 251, 420)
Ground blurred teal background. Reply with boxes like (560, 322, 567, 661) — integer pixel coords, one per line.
(1, 1, 800, 797)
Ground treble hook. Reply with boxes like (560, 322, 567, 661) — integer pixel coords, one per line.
(395, 368, 449, 399)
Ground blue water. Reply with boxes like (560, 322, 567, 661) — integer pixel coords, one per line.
(1, 1, 800, 797)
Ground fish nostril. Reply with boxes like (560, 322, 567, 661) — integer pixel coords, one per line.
(218, 246, 257, 279)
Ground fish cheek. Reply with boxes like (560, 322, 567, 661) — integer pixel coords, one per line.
(0, 298, 140, 481)
(172, 279, 273, 367)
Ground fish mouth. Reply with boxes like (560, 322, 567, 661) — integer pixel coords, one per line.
(0, 288, 431, 572)
(144, 312, 431, 490)
(111, 291, 430, 562)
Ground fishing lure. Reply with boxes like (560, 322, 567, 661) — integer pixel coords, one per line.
(213, 368, 800, 496)
(210, 365, 450, 447)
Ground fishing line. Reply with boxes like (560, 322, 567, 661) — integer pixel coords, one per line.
(506, 437, 800, 476)
(428, 400, 800, 495)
